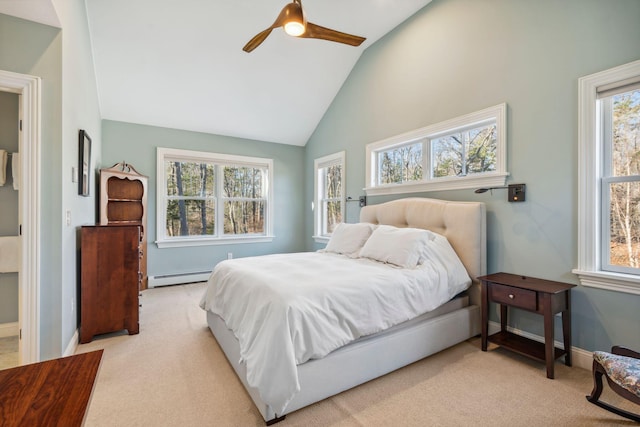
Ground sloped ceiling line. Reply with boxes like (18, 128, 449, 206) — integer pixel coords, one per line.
(0, 0, 432, 146)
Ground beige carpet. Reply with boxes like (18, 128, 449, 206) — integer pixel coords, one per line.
(76, 282, 636, 426)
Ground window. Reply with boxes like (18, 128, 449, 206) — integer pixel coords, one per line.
(574, 59, 640, 294)
(156, 148, 274, 248)
(314, 151, 345, 242)
(365, 104, 508, 196)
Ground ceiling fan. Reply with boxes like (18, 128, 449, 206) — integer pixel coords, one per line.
(243, 0, 366, 52)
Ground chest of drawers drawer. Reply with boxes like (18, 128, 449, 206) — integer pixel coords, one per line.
(488, 283, 537, 311)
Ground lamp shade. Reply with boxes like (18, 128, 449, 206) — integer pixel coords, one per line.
(282, 1, 306, 37)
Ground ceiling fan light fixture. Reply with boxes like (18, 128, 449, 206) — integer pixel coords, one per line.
(284, 20, 305, 37)
(242, 0, 366, 52)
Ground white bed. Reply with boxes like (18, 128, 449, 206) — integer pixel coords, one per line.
(201, 197, 486, 424)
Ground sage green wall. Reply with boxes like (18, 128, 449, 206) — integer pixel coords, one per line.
(101, 120, 305, 277)
(0, 92, 19, 324)
(0, 13, 63, 359)
(304, 0, 640, 352)
(53, 0, 103, 357)
(1, 0, 101, 360)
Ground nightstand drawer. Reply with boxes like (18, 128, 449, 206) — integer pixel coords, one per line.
(489, 283, 537, 311)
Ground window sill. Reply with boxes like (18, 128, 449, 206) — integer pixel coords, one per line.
(313, 235, 330, 244)
(156, 235, 274, 249)
(364, 173, 508, 196)
(572, 269, 640, 295)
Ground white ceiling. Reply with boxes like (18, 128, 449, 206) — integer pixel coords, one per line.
(0, 0, 432, 146)
(0, 0, 59, 27)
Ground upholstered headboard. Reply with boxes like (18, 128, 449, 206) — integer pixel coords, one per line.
(360, 198, 486, 306)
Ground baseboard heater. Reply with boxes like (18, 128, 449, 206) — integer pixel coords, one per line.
(148, 271, 211, 288)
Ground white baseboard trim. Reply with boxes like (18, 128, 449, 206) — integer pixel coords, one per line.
(488, 321, 592, 371)
(148, 271, 211, 288)
(0, 321, 19, 338)
(63, 329, 79, 357)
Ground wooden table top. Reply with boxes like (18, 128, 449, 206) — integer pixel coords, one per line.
(478, 272, 576, 294)
(0, 349, 103, 427)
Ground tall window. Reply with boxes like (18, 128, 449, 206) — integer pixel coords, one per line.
(365, 104, 507, 196)
(574, 59, 640, 294)
(601, 87, 640, 274)
(157, 148, 273, 248)
(314, 151, 345, 242)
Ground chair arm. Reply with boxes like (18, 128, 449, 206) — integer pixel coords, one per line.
(611, 346, 640, 359)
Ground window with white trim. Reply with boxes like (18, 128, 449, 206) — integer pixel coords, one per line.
(156, 148, 274, 248)
(574, 59, 640, 295)
(365, 104, 508, 196)
(314, 151, 345, 242)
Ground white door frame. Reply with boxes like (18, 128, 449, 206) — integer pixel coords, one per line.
(0, 69, 41, 364)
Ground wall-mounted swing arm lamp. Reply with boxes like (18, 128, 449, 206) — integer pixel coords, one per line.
(474, 184, 526, 202)
(347, 196, 367, 207)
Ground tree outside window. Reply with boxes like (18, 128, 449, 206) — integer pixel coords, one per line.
(604, 88, 640, 272)
(432, 123, 497, 178)
(165, 161, 215, 237)
(574, 60, 640, 294)
(314, 151, 345, 241)
(156, 148, 273, 248)
(365, 104, 507, 195)
(223, 166, 266, 235)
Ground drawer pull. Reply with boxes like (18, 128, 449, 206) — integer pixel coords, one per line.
(508, 294, 515, 299)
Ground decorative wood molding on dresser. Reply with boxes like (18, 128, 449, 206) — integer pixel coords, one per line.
(99, 162, 148, 290)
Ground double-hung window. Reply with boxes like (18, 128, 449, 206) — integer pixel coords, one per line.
(314, 151, 345, 242)
(574, 60, 640, 294)
(156, 148, 274, 248)
(365, 104, 508, 195)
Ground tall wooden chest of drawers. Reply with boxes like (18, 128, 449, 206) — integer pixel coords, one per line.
(80, 225, 140, 344)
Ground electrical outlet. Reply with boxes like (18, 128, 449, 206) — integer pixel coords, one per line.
(71, 297, 75, 312)
(227, 252, 233, 260)
(65, 210, 71, 226)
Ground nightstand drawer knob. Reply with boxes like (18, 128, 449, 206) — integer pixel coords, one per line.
(509, 294, 515, 299)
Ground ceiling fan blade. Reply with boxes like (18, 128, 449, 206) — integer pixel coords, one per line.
(301, 22, 365, 47)
(243, 28, 275, 53)
(243, 2, 303, 52)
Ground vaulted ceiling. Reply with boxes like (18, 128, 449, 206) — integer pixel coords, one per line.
(0, 0, 432, 146)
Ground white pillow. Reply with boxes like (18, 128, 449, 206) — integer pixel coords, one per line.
(324, 222, 375, 256)
(359, 225, 435, 268)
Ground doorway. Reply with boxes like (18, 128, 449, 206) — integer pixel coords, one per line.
(0, 91, 20, 368)
(0, 69, 41, 365)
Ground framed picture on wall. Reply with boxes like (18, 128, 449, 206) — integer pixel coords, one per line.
(79, 129, 92, 196)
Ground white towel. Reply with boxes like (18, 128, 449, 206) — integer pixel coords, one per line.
(0, 236, 20, 273)
(0, 149, 6, 186)
(12, 152, 19, 191)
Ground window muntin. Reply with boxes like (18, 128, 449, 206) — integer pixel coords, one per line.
(365, 104, 507, 195)
(601, 88, 640, 274)
(314, 151, 345, 241)
(156, 148, 273, 248)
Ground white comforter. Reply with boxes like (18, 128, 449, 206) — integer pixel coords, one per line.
(199, 237, 470, 415)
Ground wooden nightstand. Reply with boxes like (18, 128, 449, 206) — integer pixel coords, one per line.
(478, 272, 576, 379)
